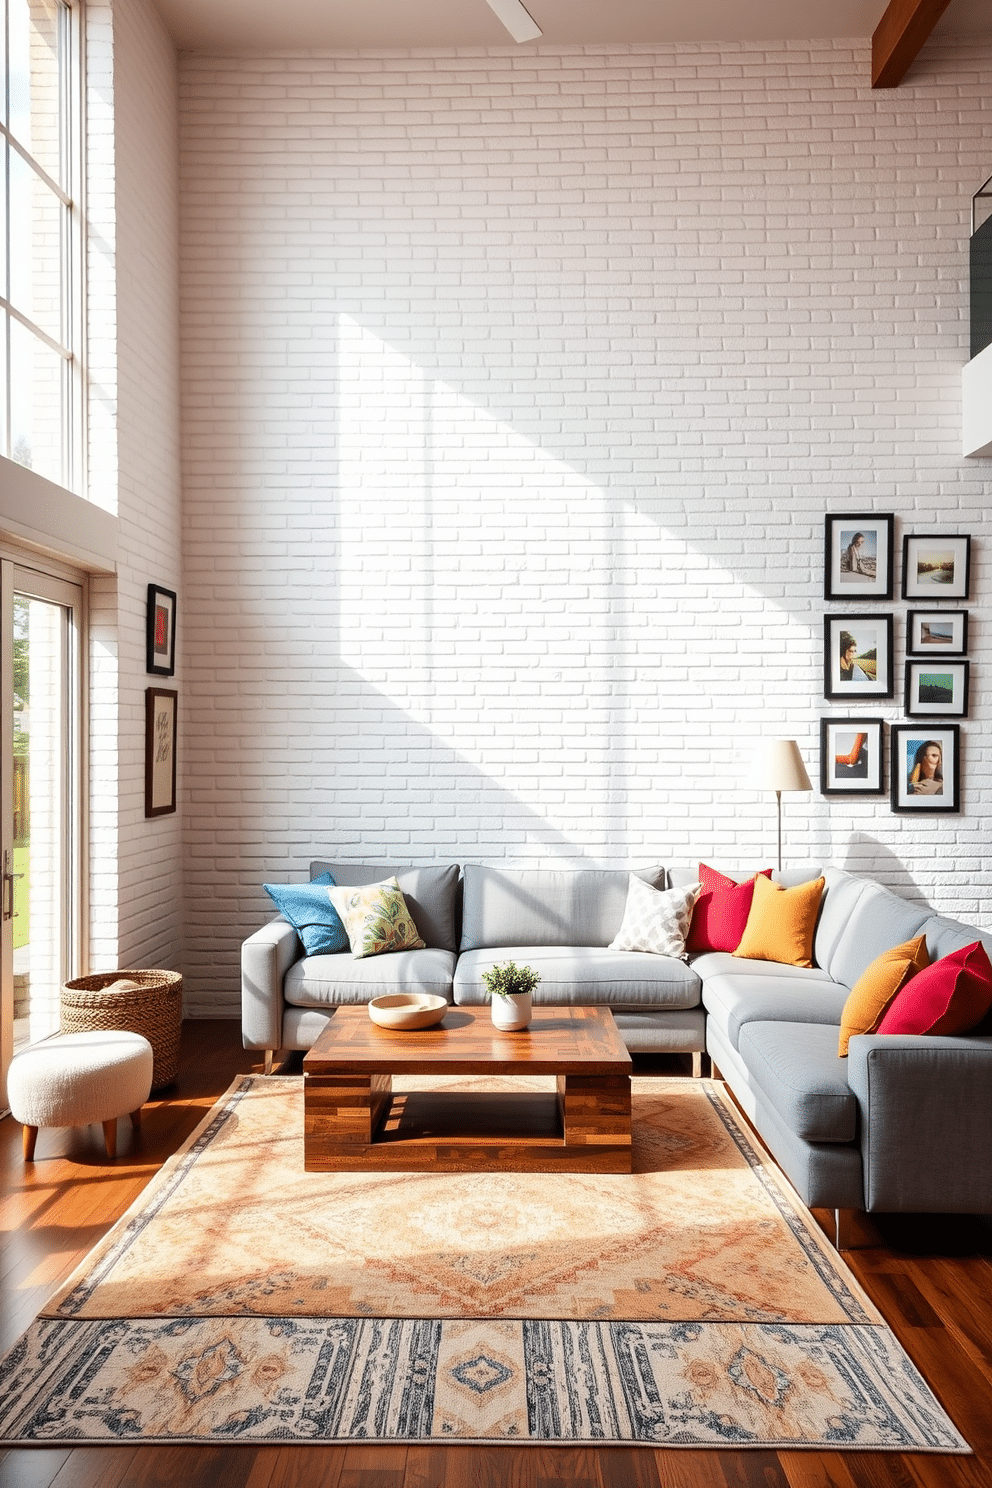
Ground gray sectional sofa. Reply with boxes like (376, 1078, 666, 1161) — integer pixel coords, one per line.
(241, 857, 992, 1243)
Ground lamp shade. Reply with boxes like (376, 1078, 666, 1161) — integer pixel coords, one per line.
(750, 739, 813, 793)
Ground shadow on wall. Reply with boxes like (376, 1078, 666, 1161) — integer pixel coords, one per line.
(838, 834, 933, 910)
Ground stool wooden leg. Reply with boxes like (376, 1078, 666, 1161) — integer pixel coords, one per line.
(102, 1118, 118, 1159)
(130, 1108, 142, 1132)
(22, 1125, 38, 1162)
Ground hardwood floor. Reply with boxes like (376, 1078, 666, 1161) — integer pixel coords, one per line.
(2, 1021, 992, 1488)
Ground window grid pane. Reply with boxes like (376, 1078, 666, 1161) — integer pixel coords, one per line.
(10, 313, 63, 481)
(8, 0, 62, 187)
(2, 0, 75, 489)
(8, 145, 62, 342)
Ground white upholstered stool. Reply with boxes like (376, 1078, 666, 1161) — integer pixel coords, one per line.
(7, 1030, 154, 1161)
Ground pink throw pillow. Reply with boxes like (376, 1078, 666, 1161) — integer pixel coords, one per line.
(877, 941, 992, 1037)
(685, 864, 773, 955)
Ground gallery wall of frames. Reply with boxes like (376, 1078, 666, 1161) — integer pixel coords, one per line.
(820, 515, 970, 815)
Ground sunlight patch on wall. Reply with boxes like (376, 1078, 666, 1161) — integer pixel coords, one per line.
(336, 314, 805, 852)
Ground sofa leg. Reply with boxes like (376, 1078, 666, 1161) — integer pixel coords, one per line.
(834, 1207, 877, 1250)
(691, 1052, 703, 1079)
(710, 1060, 723, 1082)
(264, 1050, 274, 1076)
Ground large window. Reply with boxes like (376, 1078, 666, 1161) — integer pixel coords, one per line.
(1, 0, 82, 491)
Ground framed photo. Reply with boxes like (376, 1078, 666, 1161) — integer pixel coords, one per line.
(145, 687, 177, 817)
(906, 609, 968, 656)
(820, 717, 884, 795)
(901, 535, 971, 601)
(824, 514, 894, 600)
(823, 613, 894, 699)
(146, 583, 177, 676)
(905, 660, 970, 718)
(891, 725, 960, 813)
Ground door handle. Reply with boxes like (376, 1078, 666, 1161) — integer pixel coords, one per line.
(2, 850, 21, 922)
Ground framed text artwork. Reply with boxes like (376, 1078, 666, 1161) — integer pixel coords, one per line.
(823, 613, 894, 700)
(145, 687, 177, 817)
(819, 718, 885, 796)
(823, 514, 894, 601)
(146, 583, 177, 676)
(891, 724, 960, 814)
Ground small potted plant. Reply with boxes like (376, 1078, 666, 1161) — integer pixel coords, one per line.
(481, 960, 541, 1031)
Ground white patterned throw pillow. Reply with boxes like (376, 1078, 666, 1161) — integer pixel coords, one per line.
(608, 876, 702, 958)
(327, 876, 426, 959)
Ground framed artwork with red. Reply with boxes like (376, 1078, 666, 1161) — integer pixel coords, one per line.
(146, 583, 177, 676)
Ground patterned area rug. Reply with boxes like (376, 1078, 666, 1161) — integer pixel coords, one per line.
(0, 1075, 969, 1450)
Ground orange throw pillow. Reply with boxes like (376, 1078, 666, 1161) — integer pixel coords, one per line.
(733, 873, 825, 969)
(837, 935, 930, 1056)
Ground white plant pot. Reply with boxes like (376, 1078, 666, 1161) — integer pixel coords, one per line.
(490, 991, 532, 1031)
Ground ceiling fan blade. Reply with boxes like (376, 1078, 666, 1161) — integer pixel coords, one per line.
(485, 0, 542, 43)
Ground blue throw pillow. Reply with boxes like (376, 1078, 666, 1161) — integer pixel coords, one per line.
(263, 872, 348, 955)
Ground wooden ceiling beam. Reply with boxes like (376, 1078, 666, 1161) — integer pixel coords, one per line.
(872, 0, 954, 87)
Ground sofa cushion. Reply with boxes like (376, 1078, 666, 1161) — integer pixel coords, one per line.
(311, 862, 460, 952)
(734, 875, 824, 969)
(920, 914, 992, 966)
(609, 876, 700, 957)
(459, 865, 665, 952)
(737, 1021, 859, 1143)
(285, 948, 456, 1007)
(453, 945, 701, 1008)
(814, 868, 931, 988)
(878, 941, 992, 1037)
(837, 935, 930, 1055)
(670, 863, 822, 892)
(263, 872, 348, 955)
(701, 960, 848, 1052)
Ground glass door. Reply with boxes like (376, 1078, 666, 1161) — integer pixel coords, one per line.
(0, 560, 82, 1105)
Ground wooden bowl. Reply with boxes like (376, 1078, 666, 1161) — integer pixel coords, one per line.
(367, 993, 448, 1030)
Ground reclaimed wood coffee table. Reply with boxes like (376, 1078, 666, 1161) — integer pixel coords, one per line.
(302, 1004, 632, 1174)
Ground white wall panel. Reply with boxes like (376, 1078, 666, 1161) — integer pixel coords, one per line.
(178, 40, 991, 1015)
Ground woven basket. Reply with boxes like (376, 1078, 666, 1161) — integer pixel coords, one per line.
(60, 970, 183, 1090)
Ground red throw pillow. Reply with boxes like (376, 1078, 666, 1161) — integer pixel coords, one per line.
(877, 941, 992, 1037)
(685, 864, 774, 955)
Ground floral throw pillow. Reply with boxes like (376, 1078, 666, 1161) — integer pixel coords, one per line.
(327, 877, 426, 959)
(608, 876, 701, 959)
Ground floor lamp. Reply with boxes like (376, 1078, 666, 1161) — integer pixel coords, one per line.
(750, 739, 812, 872)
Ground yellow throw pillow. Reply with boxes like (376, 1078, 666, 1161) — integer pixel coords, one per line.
(733, 873, 825, 969)
(837, 935, 930, 1056)
(327, 877, 426, 959)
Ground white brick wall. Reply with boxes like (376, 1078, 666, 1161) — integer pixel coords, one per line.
(86, 0, 182, 980)
(178, 40, 992, 1016)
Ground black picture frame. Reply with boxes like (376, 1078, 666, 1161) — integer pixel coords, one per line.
(901, 534, 971, 601)
(904, 660, 970, 719)
(824, 514, 894, 601)
(146, 583, 177, 676)
(819, 717, 885, 795)
(906, 609, 969, 656)
(145, 687, 178, 818)
(891, 725, 960, 814)
(823, 613, 894, 699)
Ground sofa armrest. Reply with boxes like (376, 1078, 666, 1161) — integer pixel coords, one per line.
(846, 1033, 992, 1213)
(241, 914, 303, 1051)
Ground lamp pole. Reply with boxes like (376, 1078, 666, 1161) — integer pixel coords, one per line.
(776, 790, 783, 873)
